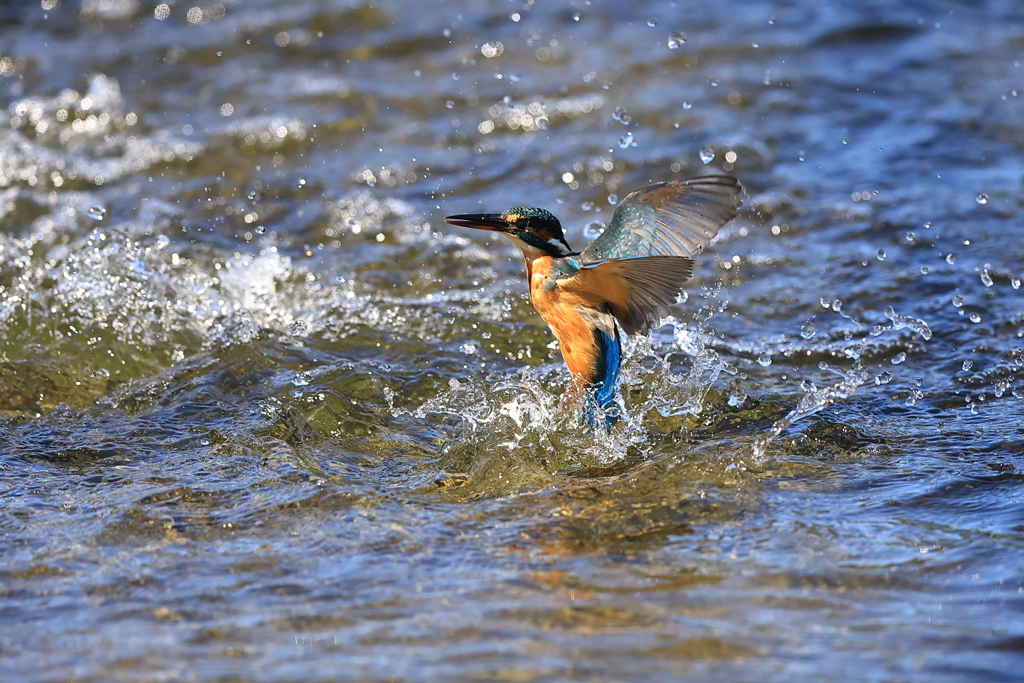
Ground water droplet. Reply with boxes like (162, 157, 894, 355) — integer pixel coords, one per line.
(291, 371, 311, 386)
(726, 378, 747, 407)
(288, 320, 307, 336)
(757, 354, 772, 367)
(923, 221, 931, 229)
(682, 101, 693, 110)
(1012, 277, 1021, 290)
(752, 42, 760, 48)
(607, 193, 618, 206)
(798, 150, 806, 161)
(88, 206, 107, 220)
(842, 138, 849, 144)
(768, 16, 775, 24)
(612, 107, 631, 124)
(451, 72, 460, 81)
(820, 297, 831, 309)
(709, 78, 719, 87)
(800, 321, 816, 339)
(699, 147, 715, 164)
(573, 13, 580, 21)
(445, 100, 454, 109)
(875, 371, 893, 385)
(969, 313, 981, 323)
(980, 268, 993, 287)
(892, 352, 907, 365)
(1013, 386, 1024, 399)
(962, 359, 973, 371)
(920, 266, 929, 274)
(583, 221, 604, 239)
(762, 71, 772, 86)
(945, 253, 955, 264)
(617, 131, 635, 149)
(647, 17, 658, 27)
(952, 295, 964, 307)
(200, 439, 211, 446)
(155, 235, 170, 250)
(667, 32, 686, 49)
(976, 193, 988, 204)
(459, 342, 478, 355)
(580, 201, 595, 211)
(877, 249, 886, 261)
(254, 225, 266, 234)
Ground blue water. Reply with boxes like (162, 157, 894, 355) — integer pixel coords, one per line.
(1, 1, 1023, 681)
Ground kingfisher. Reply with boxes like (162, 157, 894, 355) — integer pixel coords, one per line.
(446, 175, 742, 428)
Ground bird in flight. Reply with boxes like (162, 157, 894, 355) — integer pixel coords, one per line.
(446, 175, 742, 428)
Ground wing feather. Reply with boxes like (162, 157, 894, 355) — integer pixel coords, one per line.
(566, 256, 694, 336)
(580, 176, 742, 263)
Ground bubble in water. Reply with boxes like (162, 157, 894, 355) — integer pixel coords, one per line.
(875, 371, 892, 385)
(682, 101, 693, 110)
(647, 17, 658, 27)
(667, 32, 686, 49)
(842, 138, 849, 145)
(617, 131, 635, 149)
(980, 268, 993, 287)
(800, 321, 817, 339)
(607, 193, 618, 206)
(710, 78, 719, 87)
(757, 354, 772, 367)
(88, 206, 107, 220)
(288, 320, 308, 336)
(945, 253, 956, 264)
(877, 249, 886, 261)
(612, 107, 631, 124)
(962, 359, 973, 371)
(976, 193, 988, 204)
(969, 313, 981, 323)
(1012, 277, 1021, 290)
(892, 352, 907, 365)
(291, 371, 311, 386)
(952, 294, 964, 307)
(820, 297, 831, 309)
(699, 147, 716, 164)
(459, 342, 478, 355)
(254, 225, 266, 234)
(752, 42, 760, 48)
(1013, 386, 1024, 399)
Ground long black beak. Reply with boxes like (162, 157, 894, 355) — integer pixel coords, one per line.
(444, 213, 509, 232)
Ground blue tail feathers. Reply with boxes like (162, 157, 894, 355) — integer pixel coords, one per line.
(582, 326, 621, 430)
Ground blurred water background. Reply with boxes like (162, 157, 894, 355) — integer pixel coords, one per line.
(1, 0, 1023, 681)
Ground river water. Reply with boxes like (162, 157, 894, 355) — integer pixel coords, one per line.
(2, 1, 1023, 681)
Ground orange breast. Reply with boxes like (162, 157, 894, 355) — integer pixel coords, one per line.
(526, 256, 601, 385)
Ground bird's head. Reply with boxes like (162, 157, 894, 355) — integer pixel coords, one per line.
(446, 206, 575, 257)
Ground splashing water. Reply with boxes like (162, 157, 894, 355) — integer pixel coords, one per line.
(751, 360, 869, 460)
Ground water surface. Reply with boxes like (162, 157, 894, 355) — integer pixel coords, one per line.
(2, 1, 1023, 681)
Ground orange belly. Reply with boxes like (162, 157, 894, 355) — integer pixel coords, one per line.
(527, 256, 601, 385)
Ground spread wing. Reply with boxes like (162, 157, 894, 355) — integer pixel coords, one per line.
(563, 256, 694, 337)
(580, 176, 742, 263)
